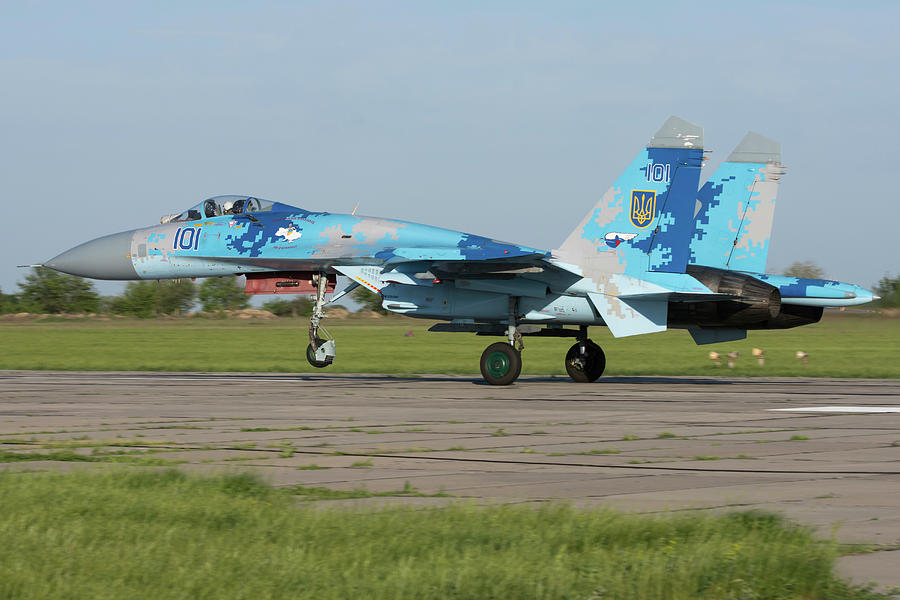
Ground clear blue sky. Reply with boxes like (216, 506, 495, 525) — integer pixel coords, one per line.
(3, 1, 898, 298)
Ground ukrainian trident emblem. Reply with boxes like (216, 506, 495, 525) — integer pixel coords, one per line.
(630, 190, 656, 228)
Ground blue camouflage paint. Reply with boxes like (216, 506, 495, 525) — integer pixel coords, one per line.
(690, 161, 774, 272)
(43, 116, 878, 354)
(550, 116, 708, 336)
(643, 146, 705, 273)
(132, 200, 548, 280)
(756, 274, 875, 306)
(555, 142, 703, 283)
(690, 132, 783, 274)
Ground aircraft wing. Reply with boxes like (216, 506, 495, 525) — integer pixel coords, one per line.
(199, 250, 731, 340)
(331, 253, 551, 294)
(189, 247, 551, 274)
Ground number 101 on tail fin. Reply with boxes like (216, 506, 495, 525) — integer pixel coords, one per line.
(645, 162, 670, 183)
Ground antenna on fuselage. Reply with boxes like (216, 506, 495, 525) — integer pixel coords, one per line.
(351, 202, 360, 216)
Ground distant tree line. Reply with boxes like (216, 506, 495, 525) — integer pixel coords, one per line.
(351, 286, 389, 315)
(781, 260, 825, 280)
(0, 268, 312, 317)
(3, 268, 101, 314)
(874, 275, 900, 307)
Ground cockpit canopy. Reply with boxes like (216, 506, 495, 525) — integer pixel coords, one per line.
(162, 195, 276, 223)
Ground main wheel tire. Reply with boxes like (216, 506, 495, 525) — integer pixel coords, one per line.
(565, 340, 606, 383)
(306, 339, 331, 368)
(480, 342, 522, 386)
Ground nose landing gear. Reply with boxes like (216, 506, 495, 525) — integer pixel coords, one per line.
(306, 273, 336, 368)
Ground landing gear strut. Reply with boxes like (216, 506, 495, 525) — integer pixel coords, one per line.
(480, 297, 523, 386)
(306, 273, 336, 368)
(565, 327, 605, 383)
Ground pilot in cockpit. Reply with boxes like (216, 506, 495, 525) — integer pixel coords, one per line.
(223, 199, 245, 215)
(161, 196, 271, 224)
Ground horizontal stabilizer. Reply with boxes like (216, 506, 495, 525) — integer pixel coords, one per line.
(587, 293, 667, 338)
(594, 271, 721, 301)
(618, 291, 736, 301)
(688, 328, 747, 345)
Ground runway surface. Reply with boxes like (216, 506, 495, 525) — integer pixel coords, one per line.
(2, 371, 899, 590)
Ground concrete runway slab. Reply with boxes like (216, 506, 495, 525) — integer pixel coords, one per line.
(1, 371, 899, 591)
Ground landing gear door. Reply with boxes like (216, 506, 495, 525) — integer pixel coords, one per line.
(333, 265, 384, 294)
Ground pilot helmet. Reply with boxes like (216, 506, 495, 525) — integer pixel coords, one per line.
(223, 201, 234, 213)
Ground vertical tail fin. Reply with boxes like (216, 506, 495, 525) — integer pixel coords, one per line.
(555, 116, 704, 280)
(689, 132, 784, 274)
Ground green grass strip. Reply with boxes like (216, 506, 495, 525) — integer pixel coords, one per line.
(0, 469, 889, 599)
(0, 449, 185, 466)
(1, 313, 899, 377)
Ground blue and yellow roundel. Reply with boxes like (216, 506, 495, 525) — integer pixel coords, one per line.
(630, 190, 656, 229)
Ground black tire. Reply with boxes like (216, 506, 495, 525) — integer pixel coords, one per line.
(565, 340, 606, 383)
(480, 342, 522, 386)
(306, 339, 331, 368)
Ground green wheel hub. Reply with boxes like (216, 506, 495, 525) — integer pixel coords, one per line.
(485, 351, 511, 377)
(479, 342, 522, 385)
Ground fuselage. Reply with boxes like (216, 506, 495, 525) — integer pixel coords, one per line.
(46, 201, 547, 281)
(44, 196, 876, 332)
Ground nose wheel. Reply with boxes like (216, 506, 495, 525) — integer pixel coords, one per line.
(565, 339, 605, 383)
(306, 337, 335, 368)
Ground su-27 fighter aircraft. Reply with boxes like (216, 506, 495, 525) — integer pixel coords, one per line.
(41, 117, 876, 385)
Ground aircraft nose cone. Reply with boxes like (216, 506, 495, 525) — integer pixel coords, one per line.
(44, 230, 138, 280)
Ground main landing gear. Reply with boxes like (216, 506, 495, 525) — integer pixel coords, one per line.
(565, 334, 606, 383)
(479, 316, 606, 385)
(480, 297, 524, 385)
(306, 273, 336, 368)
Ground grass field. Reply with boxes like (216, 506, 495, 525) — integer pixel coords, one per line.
(2, 311, 898, 377)
(0, 469, 889, 600)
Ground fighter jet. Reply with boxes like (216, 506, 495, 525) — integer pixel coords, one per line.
(41, 117, 876, 385)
